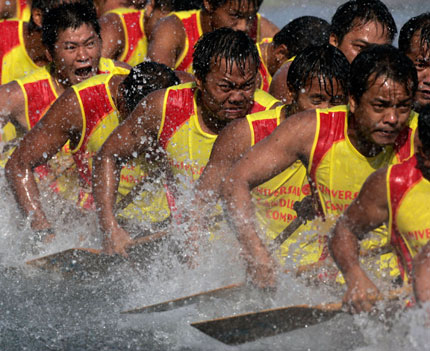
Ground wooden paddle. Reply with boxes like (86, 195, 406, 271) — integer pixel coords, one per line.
(26, 230, 168, 274)
(190, 286, 412, 345)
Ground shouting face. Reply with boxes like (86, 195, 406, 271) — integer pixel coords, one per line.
(49, 23, 102, 87)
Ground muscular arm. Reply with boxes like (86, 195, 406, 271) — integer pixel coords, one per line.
(92, 89, 165, 253)
(221, 109, 316, 287)
(413, 242, 430, 304)
(5, 89, 84, 231)
(0, 81, 27, 131)
(329, 168, 390, 313)
(147, 15, 186, 69)
(100, 12, 126, 60)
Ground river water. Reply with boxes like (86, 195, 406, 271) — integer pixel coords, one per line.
(2, 1, 430, 350)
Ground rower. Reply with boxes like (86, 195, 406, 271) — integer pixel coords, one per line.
(192, 44, 349, 269)
(330, 105, 430, 310)
(146, 0, 279, 73)
(329, 0, 397, 63)
(92, 28, 279, 256)
(5, 61, 180, 245)
(221, 45, 418, 288)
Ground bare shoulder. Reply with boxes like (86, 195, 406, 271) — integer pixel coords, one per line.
(259, 15, 279, 39)
(99, 12, 125, 58)
(112, 60, 132, 70)
(147, 15, 186, 64)
(212, 118, 252, 160)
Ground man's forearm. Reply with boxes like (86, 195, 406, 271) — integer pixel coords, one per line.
(93, 155, 121, 234)
(5, 159, 50, 229)
(330, 221, 362, 283)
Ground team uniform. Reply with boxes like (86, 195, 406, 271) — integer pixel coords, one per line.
(308, 105, 417, 279)
(13, 0, 30, 21)
(0, 19, 41, 142)
(256, 38, 272, 92)
(387, 155, 430, 281)
(0, 19, 39, 84)
(171, 9, 263, 73)
(158, 82, 278, 221)
(71, 72, 170, 223)
(246, 105, 315, 264)
(105, 8, 147, 67)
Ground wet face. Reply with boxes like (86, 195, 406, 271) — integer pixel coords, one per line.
(196, 57, 258, 124)
(208, 0, 258, 34)
(406, 30, 430, 111)
(294, 76, 347, 112)
(50, 24, 102, 86)
(349, 75, 414, 148)
(331, 20, 391, 63)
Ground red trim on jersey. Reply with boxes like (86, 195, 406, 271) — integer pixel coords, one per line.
(258, 62, 270, 92)
(23, 79, 56, 128)
(176, 13, 200, 72)
(158, 86, 195, 150)
(0, 21, 20, 84)
(309, 110, 346, 183)
(74, 84, 115, 185)
(394, 125, 414, 163)
(122, 11, 144, 63)
(389, 155, 422, 275)
(251, 118, 277, 144)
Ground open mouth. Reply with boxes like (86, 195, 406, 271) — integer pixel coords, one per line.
(74, 66, 94, 80)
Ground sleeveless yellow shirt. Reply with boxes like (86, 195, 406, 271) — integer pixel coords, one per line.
(71, 72, 170, 222)
(105, 8, 147, 67)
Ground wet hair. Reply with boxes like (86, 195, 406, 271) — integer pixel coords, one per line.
(205, 0, 263, 11)
(287, 44, 350, 100)
(330, 0, 397, 44)
(42, 1, 100, 55)
(193, 27, 260, 82)
(122, 62, 180, 113)
(273, 16, 330, 58)
(172, 0, 203, 11)
(349, 44, 417, 103)
(399, 13, 430, 55)
(28, 0, 63, 31)
(418, 105, 430, 151)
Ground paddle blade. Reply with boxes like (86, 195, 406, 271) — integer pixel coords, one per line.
(122, 282, 246, 314)
(190, 302, 342, 345)
(25, 248, 116, 275)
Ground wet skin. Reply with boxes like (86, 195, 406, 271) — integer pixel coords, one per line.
(330, 20, 391, 63)
(405, 30, 430, 110)
(294, 76, 346, 111)
(196, 58, 258, 134)
(204, 0, 259, 34)
(49, 24, 102, 87)
(348, 75, 414, 157)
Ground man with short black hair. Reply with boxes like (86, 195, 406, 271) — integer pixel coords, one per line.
(222, 45, 418, 288)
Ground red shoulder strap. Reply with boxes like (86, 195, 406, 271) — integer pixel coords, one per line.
(176, 13, 200, 71)
(251, 118, 278, 144)
(73, 84, 114, 185)
(158, 86, 195, 150)
(389, 156, 422, 275)
(0, 21, 20, 83)
(122, 11, 144, 63)
(309, 110, 346, 182)
(23, 79, 56, 129)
